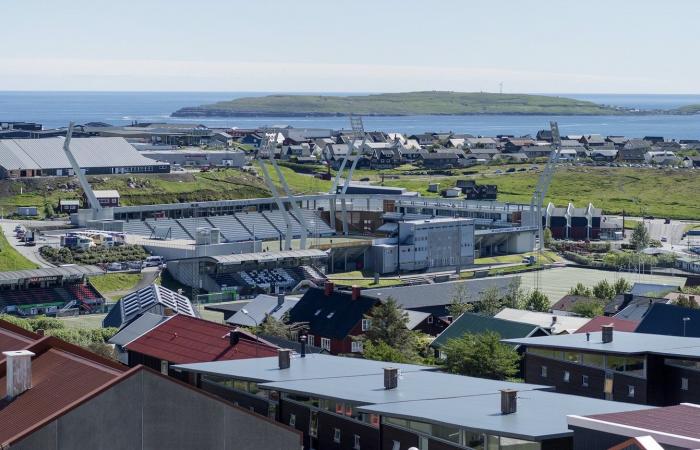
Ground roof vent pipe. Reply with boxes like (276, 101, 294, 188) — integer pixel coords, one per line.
(500, 389, 517, 415)
(278, 349, 291, 369)
(602, 324, 614, 343)
(3, 350, 35, 400)
(277, 293, 285, 307)
(384, 367, 398, 390)
(300, 335, 307, 358)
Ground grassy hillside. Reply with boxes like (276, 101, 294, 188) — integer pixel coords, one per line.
(0, 230, 39, 271)
(173, 91, 625, 117)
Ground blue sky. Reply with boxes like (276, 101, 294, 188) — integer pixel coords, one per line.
(1, 0, 698, 93)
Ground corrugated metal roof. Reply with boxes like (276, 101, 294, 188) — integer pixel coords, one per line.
(0, 137, 166, 171)
(0, 265, 103, 283)
(210, 249, 326, 265)
(124, 314, 278, 364)
(0, 320, 40, 353)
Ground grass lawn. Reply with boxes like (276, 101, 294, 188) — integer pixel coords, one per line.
(327, 271, 404, 288)
(0, 230, 38, 271)
(624, 219, 641, 229)
(382, 166, 700, 220)
(475, 251, 560, 265)
(89, 273, 142, 295)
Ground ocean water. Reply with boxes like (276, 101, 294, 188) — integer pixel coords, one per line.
(2, 91, 700, 139)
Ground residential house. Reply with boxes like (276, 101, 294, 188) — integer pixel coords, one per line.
(58, 199, 80, 214)
(642, 136, 665, 145)
(420, 152, 459, 168)
(85, 189, 120, 208)
(634, 303, 700, 338)
(464, 137, 498, 150)
(644, 150, 679, 165)
(574, 316, 640, 334)
(123, 314, 278, 378)
(569, 404, 700, 450)
(619, 139, 651, 163)
(465, 146, 500, 160)
(605, 136, 628, 148)
(0, 334, 301, 450)
(281, 143, 312, 160)
(506, 329, 700, 405)
(408, 133, 437, 147)
(288, 285, 379, 354)
(494, 308, 590, 334)
(551, 295, 604, 316)
(590, 149, 618, 162)
(683, 156, 700, 168)
(227, 293, 299, 327)
(580, 135, 609, 148)
(503, 138, 535, 153)
(524, 144, 554, 160)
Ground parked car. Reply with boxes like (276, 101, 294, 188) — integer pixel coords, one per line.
(143, 256, 165, 268)
(107, 262, 123, 271)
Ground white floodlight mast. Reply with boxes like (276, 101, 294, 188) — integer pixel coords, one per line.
(63, 122, 102, 212)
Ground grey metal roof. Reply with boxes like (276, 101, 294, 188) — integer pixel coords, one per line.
(108, 312, 169, 347)
(0, 137, 166, 170)
(357, 389, 651, 441)
(227, 294, 300, 327)
(173, 354, 432, 383)
(209, 249, 327, 266)
(404, 310, 431, 330)
(0, 265, 103, 283)
(362, 277, 517, 309)
(117, 284, 196, 326)
(260, 370, 547, 406)
(504, 331, 700, 358)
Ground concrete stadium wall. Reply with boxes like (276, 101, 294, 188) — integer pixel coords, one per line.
(12, 369, 301, 450)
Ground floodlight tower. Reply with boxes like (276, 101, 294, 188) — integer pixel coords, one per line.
(256, 131, 294, 250)
(331, 115, 367, 236)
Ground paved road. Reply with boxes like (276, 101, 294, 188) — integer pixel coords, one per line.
(0, 220, 61, 268)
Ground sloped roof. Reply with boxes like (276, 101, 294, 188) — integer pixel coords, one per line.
(104, 284, 197, 329)
(227, 294, 299, 327)
(575, 316, 639, 334)
(289, 288, 378, 339)
(630, 282, 680, 297)
(431, 312, 546, 349)
(0, 319, 40, 354)
(494, 308, 589, 334)
(124, 314, 278, 364)
(635, 303, 700, 338)
(550, 295, 599, 312)
(108, 312, 170, 347)
(0, 137, 165, 171)
(404, 310, 431, 330)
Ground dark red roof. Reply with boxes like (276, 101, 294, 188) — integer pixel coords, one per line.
(124, 314, 278, 364)
(0, 337, 127, 446)
(575, 316, 639, 334)
(0, 320, 40, 354)
(586, 404, 700, 440)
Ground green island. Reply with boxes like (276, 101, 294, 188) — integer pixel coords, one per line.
(172, 91, 629, 117)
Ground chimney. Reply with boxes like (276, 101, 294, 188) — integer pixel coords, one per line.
(384, 367, 398, 390)
(586, 332, 590, 341)
(278, 349, 291, 369)
(35, 329, 45, 337)
(352, 286, 361, 301)
(300, 335, 307, 358)
(229, 331, 239, 346)
(602, 324, 614, 343)
(3, 350, 35, 400)
(324, 282, 335, 297)
(277, 293, 285, 307)
(163, 307, 175, 317)
(500, 389, 517, 415)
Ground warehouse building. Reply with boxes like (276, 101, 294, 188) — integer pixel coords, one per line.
(140, 149, 246, 168)
(0, 137, 169, 178)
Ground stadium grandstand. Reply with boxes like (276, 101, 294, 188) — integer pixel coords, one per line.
(121, 210, 335, 243)
(0, 265, 105, 316)
(0, 137, 170, 178)
(167, 249, 328, 296)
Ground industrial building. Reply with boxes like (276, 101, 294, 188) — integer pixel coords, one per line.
(371, 217, 474, 274)
(139, 149, 246, 168)
(0, 137, 169, 178)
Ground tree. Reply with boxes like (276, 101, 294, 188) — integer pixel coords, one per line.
(613, 278, 631, 295)
(362, 341, 412, 363)
(254, 315, 294, 339)
(502, 278, 526, 310)
(362, 298, 418, 361)
(473, 286, 503, 316)
(592, 280, 616, 301)
(524, 289, 550, 312)
(543, 227, 553, 248)
(441, 332, 520, 380)
(675, 294, 699, 309)
(630, 222, 650, 250)
(571, 299, 605, 318)
(447, 284, 474, 318)
(569, 282, 593, 298)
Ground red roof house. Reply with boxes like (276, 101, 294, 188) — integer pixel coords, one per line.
(574, 316, 639, 334)
(123, 314, 278, 377)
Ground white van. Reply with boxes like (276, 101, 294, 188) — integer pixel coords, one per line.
(143, 256, 165, 268)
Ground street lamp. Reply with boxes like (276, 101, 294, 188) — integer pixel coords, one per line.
(683, 317, 691, 337)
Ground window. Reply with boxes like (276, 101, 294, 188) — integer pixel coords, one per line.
(160, 360, 169, 375)
(541, 366, 548, 378)
(427, 315, 434, 324)
(289, 414, 296, 427)
(354, 434, 361, 450)
(682, 377, 689, 391)
(418, 436, 429, 450)
(362, 319, 371, 331)
(563, 371, 570, 383)
(314, 309, 322, 316)
(307, 335, 314, 346)
(333, 428, 341, 443)
(628, 385, 635, 398)
(309, 412, 318, 437)
(327, 311, 335, 318)
(582, 375, 589, 387)
(321, 337, 331, 351)
(392, 441, 400, 450)
(351, 341, 364, 353)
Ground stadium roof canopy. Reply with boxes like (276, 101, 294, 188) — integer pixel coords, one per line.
(0, 265, 103, 284)
(206, 249, 327, 266)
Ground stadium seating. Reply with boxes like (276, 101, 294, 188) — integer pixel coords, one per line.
(0, 283, 104, 316)
(292, 210, 335, 236)
(122, 220, 154, 237)
(262, 211, 304, 237)
(205, 216, 253, 242)
(234, 212, 279, 239)
(145, 218, 192, 240)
